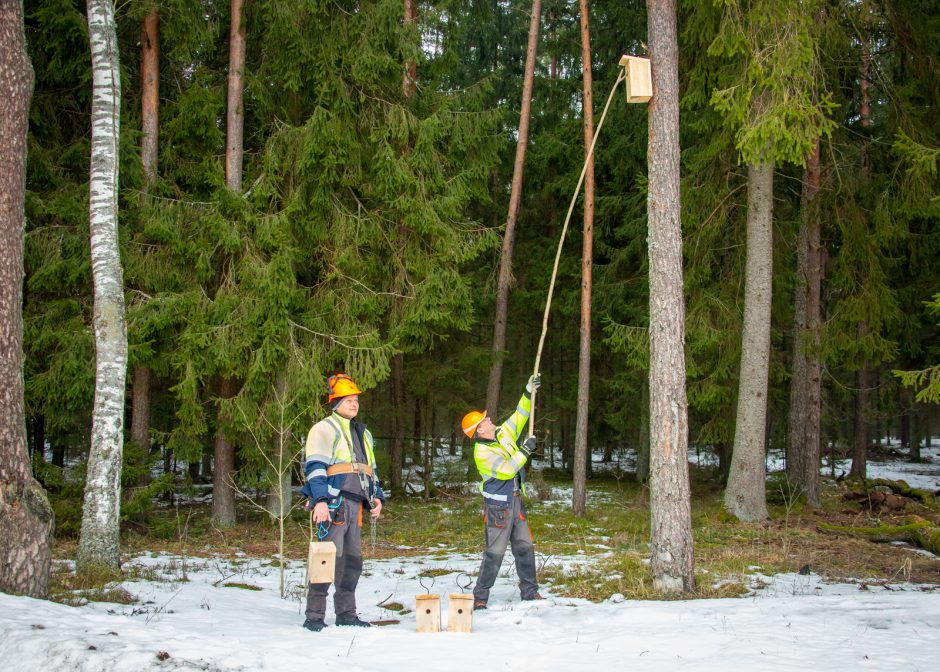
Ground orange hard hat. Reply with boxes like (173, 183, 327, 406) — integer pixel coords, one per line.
(327, 373, 362, 403)
(461, 410, 486, 438)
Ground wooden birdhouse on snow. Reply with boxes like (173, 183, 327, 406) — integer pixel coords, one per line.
(415, 594, 442, 633)
(447, 593, 474, 633)
(619, 55, 652, 103)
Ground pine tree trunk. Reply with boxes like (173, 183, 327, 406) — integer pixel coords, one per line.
(130, 364, 151, 449)
(485, 0, 541, 415)
(403, 0, 418, 97)
(29, 415, 46, 464)
(786, 138, 822, 507)
(910, 406, 923, 462)
(390, 353, 404, 493)
(211, 0, 247, 527)
(646, 0, 695, 594)
(225, 0, 246, 191)
(850, 353, 869, 479)
(140, 9, 159, 191)
(78, 0, 127, 572)
(725, 158, 772, 522)
(850, 4, 872, 481)
(572, 0, 594, 518)
(212, 376, 238, 526)
(130, 10, 159, 458)
(635, 377, 650, 483)
(0, 1, 55, 598)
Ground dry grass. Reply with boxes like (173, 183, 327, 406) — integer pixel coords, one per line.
(48, 474, 940, 603)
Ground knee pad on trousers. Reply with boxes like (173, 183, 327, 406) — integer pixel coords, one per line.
(338, 555, 362, 592)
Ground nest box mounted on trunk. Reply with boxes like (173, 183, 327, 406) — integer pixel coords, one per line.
(620, 55, 652, 103)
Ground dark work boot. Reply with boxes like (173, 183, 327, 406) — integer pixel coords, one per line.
(521, 592, 545, 601)
(303, 618, 327, 632)
(473, 600, 487, 610)
(336, 614, 372, 627)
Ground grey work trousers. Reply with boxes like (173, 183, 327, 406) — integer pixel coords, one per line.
(305, 497, 363, 621)
(472, 492, 539, 604)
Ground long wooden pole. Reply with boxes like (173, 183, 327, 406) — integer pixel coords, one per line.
(529, 70, 625, 437)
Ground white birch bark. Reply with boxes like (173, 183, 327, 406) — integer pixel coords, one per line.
(78, 0, 127, 571)
(725, 159, 772, 522)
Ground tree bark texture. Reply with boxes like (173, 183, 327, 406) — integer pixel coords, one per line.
(225, 0, 246, 191)
(140, 9, 159, 190)
(212, 376, 239, 526)
(646, 0, 695, 594)
(725, 159, 773, 523)
(130, 10, 158, 461)
(572, 0, 595, 518)
(403, 0, 418, 97)
(78, 0, 127, 572)
(485, 0, 541, 416)
(786, 138, 822, 507)
(130, 363, 151, 449)
(211, 0, 246, 527)
(0, 0, 55, 597)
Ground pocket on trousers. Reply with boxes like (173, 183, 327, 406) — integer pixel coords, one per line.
(331, 499, 346, 526)
(485, 504, 508, 529)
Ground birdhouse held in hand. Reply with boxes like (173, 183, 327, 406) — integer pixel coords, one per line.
(307, 541, 336, 584)
(620, 55, 652, 103)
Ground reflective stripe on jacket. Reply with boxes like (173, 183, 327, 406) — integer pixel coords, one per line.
(474, 390, 531, 508)
(301, 413, 385, 506)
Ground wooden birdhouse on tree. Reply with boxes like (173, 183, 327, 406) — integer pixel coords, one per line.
(620, 55, 652, 103)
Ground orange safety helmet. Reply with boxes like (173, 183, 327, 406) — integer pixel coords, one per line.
(461, 410, 486, 438)
(327, 373, 363, 403)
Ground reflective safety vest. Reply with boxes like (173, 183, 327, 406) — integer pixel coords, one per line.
(301, 413, 384, 506)
(474, 391, 532, 508)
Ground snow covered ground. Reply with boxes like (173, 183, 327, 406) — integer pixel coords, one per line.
(3, 445, 939, 671)
(1, 550, 939, 672)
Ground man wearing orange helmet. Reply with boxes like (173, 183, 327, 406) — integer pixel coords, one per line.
(300, 373, 385, 632)
(462, 373, 543, 610)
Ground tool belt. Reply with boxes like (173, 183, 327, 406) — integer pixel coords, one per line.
(326, 462, 374, 477)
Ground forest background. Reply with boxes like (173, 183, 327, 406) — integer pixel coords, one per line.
(5, 0, 940, 594)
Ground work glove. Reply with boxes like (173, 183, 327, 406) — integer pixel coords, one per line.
(520, 435, 536, 459)
(526, 373, 542, 395)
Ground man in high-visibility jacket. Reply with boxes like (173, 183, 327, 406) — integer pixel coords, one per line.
(462, 374, 543, 610)
(300, 373, 385, 632)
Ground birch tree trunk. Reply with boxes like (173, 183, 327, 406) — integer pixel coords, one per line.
(0, 0, 55, 597)
(78, 0, 127, 572)
(646, 0, 695, 594)
(786, 138, 822, 506)
(485, 0, 540, 415)
(572, 0, 594, 517)
(725, 158, 772, 522)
